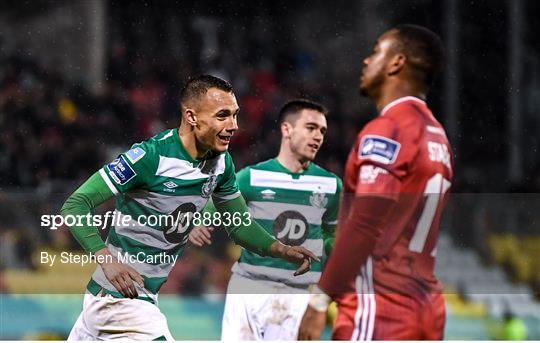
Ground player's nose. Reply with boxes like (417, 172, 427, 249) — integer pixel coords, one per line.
(226, 117, 238, 132)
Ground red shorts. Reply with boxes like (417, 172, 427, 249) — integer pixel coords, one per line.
(332, 274, 446, 340)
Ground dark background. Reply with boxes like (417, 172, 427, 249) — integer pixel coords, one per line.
(1, 0, 539, 192)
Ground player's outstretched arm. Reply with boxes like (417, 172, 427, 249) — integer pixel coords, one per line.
(60, 171, 144, 298)
(213, 196, 320, 276)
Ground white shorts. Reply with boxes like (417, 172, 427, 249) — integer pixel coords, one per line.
(68, 293, 174, 341)
(221, 274, 310, 340)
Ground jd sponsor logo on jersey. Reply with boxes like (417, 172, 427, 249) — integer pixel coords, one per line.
(107, 156, 136, 185)
(359, 135, 400, 164)
(273, 211, 308, 246)
(261, 189, 276, 200)
(309, 188, 328, 209)
(201, 173, 218, 198)
(164, 202, 197, 244)
(125, 147, 146, 164)
(163, 180, 179, 193)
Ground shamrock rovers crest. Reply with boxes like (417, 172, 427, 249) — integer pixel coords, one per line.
(201, 173, 218, 198)
(309, 188, 328, 209)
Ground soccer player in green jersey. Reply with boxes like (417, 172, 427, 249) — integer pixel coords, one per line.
(61, 75, 318, 340)
(189, 99, 342, 340)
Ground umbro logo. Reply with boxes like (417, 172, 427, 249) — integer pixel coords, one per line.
(163, 181, 178, 192)
(261, 189, 276, 200)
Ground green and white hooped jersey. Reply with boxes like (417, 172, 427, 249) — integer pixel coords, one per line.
(89, 128, 239, 302)
(231, 158, 342, 288)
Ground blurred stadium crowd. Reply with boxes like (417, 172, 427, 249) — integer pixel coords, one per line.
(0, 1, 539, 338)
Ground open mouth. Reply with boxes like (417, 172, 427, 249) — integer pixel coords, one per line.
(217, 134, 232, 144)
(308, 143, 319, 151)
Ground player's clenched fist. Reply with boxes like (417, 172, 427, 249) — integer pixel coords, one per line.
(95, 248, 145, 299)
(189, 226, 214, 247)
(269, 241, 320, 276)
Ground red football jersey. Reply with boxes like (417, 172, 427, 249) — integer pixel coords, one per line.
(341, 96, 454, 295)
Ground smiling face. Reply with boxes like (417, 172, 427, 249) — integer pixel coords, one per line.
(283, 109, 327, 162)
(191, 88, 239, 153)
(359, 30, 400, 97)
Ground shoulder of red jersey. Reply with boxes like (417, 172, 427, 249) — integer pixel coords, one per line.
(357, 106, 424, 164)
(357, 116, 401, 165)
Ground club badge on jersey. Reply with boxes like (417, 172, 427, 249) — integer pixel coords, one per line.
(359, 135, 400, 164)
(309, 189, 328, 209)
(107, 156, 136, 185)
(201, 173, 218, 198)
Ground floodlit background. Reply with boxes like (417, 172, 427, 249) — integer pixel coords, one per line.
(0, 0, 539, 339)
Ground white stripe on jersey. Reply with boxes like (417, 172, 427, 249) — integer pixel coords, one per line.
(247, 201, 326, 225)
(352, 257, 376, 341)
(113, 211, 179, 250)
(380, 96, 426, 116)
(155, 154, 226, 180)
(250, 169, 337, 193)
(426, 125, 446, 136)
(128, 190, 208, 214)
(212, 190, 241, 203)
(100, 168, 119, 195)
(365, 257, 376, 340)
(352, 270, 365, 340)
(158, 130, 174, 140)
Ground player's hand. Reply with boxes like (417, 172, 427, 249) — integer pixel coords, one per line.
(269, 241, 320, 276)
(95, 248, 144, 299)
(297, 304, 326, 340)
(189, 226, 214, 247)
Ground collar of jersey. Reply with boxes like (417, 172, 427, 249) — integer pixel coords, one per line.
(273, 158, 312, 179)
(380, 96, 426, 116)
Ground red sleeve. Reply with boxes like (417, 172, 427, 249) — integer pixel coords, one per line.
(318, 195, 396, 296)
(354, 115, 420, 198)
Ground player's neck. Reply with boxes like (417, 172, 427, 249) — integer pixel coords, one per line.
(178, 126, 209, 160)
(277, 150, 309, 173)
(374, 83, 426, 113)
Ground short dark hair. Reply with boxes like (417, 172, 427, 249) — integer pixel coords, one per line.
(179, 75, 233, 112)
(392, 24, 444, 87)
(278, 99, 328, 124)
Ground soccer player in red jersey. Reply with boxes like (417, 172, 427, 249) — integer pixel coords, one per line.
(298, 24, 453, 340)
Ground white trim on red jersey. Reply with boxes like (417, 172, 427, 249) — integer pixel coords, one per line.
(351, 256, 376, 341)
(380, 96, 426, 116)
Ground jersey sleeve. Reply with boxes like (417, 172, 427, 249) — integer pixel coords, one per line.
(235, 167, 251, 199)
(321, 177, 342, 255)
(354, 115, 420, 198)
(60, 171, 114, 253)
(212, 152, 241, 203)
(99, 142, 156, 194)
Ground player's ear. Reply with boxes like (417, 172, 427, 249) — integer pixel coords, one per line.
(184, 109, 198, 127)
(388, 53, 406, 75)
(281, 121, 292, 139)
